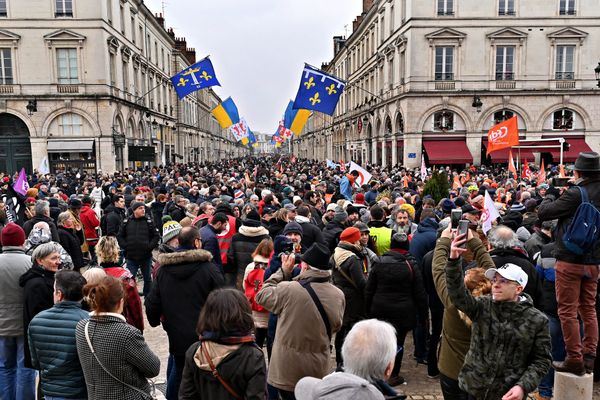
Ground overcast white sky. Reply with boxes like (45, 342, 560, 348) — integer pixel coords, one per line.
(144, 0, 363, 134)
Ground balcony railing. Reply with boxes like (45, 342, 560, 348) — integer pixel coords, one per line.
(57, 84, 79, 93)
(0, 85, 14, 94)
(435, 73, 454, 81)
(559, 9, 576, 15)
(437, 10, 454, 16)
(55, 11, 73, 17)
(555, 80, 576, 89)
(495, 72, 514, 81)
(496, 81, 516, 89)
(498, 10, 516, 16)
(435, 81, 455, 90)
(555, 72, 574, 80)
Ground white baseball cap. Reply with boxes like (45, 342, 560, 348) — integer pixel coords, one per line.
(485, 263, 528, 288)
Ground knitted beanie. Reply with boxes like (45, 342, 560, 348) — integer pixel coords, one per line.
(162, 220, 182, 243)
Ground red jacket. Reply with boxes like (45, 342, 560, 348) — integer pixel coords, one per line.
(80, 205, 100, 246)
(208, 215, 237, 266)
(102, 264, 144, 332)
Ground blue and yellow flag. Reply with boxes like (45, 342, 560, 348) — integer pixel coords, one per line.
(292, 64, 345, 115)
(284, 101, 310, 136)
(212, 97, 240, 129)
(171, 57, 220, 99)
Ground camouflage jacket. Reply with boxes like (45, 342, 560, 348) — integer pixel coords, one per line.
(446, 257, 551, 400)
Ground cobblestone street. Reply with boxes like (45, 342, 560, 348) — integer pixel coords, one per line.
(142, 306, 600, 399)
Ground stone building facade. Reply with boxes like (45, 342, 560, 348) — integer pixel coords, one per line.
(293, 0, 600, 168)
(0, 0, 244, 175)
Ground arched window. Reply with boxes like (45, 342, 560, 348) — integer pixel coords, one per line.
(59, 113, 82, 136)
(433, 111, 454, 131)
(493, 109, 514, 125)
(553, 109, 574, 130)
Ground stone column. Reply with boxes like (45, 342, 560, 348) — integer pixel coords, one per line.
(381, 140, 387, 168)
(465, 132, 483, 166)
(391, 137, 397, 167)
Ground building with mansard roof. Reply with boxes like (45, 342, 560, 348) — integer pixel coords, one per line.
(294, 0, 600, 168)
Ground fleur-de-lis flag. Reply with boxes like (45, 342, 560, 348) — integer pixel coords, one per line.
(292, 64, 345, 115)
(170, 57, 220, 99)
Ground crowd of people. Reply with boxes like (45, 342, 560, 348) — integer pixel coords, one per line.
(0, 151, 599, 400)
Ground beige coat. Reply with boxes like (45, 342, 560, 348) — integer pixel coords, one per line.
(255, 268, 345, 392)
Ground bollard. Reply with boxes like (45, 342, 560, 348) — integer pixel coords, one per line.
(553, 371, 593, 400)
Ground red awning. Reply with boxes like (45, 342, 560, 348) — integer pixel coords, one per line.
(549, 138, 592, 162)
(423, 140, 472, 164)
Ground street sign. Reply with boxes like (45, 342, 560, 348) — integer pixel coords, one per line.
(408, 153, 416, 158)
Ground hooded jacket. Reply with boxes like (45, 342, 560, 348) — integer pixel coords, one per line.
(102, 204, 126, 236)
(145, 249, 225, 356)
(227, 225, 270, 285)
(23, 214, 60, 242)
(19, 263, 55, 369)
(331, 241, 367, 325)
(179, 340, 266, 400)
(80, 205, 100, 246)
(445, 257, 551, 400)
(365, 249, 427, 330)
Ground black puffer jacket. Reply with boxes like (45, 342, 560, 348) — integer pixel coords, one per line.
(19, 263, 55, 369)
(23, 214, 60, 242)
(538, 177, 600, 264)
(145, 249, 225, 356)
(117, 216, 160, 262)
(365, 249, 427, 330)
(322, 220, 346, 253)
(297, 217, 325, 250)
(489, 247, 545, 310)
(227, 225, 270, 283)
(535, 242, 558, 318)
(179, 340, 265, 400)
(103, 204, 126, 236)
(57, 226, 84, 271)
(331, 242, 368, 325)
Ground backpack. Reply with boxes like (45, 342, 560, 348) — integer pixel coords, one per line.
(244, 266, 266, 312)
(562, 186, 600, 255)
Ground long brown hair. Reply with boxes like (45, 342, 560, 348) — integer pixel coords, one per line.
(196, 288, 254, 336)
(252, 238, 274, 259)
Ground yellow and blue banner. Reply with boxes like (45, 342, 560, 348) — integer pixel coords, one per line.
(212, 97, 240, 129)
(284, 100, 310, 136)
(292, 64, 345, 115)
(171, 57, 220, 99)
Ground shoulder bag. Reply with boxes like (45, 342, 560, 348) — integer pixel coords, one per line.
(84, 321, 164, 400)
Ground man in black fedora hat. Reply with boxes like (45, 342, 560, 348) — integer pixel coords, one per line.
(256, 242, 345, 400)
(538, 151, 600, 376)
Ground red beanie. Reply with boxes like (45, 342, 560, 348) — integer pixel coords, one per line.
(1, 223, 26, 247)
(340, 227, 361, 244)
(355, 193, 365, 205)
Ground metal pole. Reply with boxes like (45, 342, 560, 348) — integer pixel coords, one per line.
(559, 138, 564, 166)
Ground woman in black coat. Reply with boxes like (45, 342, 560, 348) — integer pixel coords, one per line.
(179, 288, 266, 400)
(57, 212, 84, 271)
(365, 232, 428, 386)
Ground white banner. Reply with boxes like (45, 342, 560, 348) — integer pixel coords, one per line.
(482, 190, 501, 234)
(349, 161, 372, 187)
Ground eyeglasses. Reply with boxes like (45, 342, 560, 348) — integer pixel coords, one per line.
(491, 277, 518, 285)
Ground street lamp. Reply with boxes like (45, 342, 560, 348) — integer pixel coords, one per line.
(472, 95, 483, 113)
(26, 100, 37, 116)
(595, 62, 600, 88)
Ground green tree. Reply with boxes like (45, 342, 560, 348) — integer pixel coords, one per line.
(423, 170, 450, 204)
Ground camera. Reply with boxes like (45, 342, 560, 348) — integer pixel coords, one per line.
(280, 241, 295, 254)
(551, 177, 570, 187)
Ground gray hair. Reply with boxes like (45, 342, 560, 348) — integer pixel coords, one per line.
(57, 212, 72, 226)
(31, 242, 62, 263)
(488, 225, 519, 249)
(34, 200, 50, 216)
(341, 319, 397, 382)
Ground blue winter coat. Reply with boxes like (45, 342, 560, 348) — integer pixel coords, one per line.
(339, 176, 353, 201)
(28, 301, 89, 398)
(409, 218, 439, 265)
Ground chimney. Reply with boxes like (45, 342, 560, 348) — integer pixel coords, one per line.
(167, 27, 175, 39)
(175, 36, 187, 54)
(186, 47, 196, 64)
(155, 13, 164, 28)
(333, 36, 346, 56)
(352, 15, 364, 32)
(363, 0, 374, 13)
(321, 62, 330, 71)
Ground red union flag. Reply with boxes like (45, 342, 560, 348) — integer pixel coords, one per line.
(522, 159, 532, 180)
(486, 116, 519, 156)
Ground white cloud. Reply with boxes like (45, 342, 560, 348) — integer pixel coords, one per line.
(144, 0, 362, 133)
